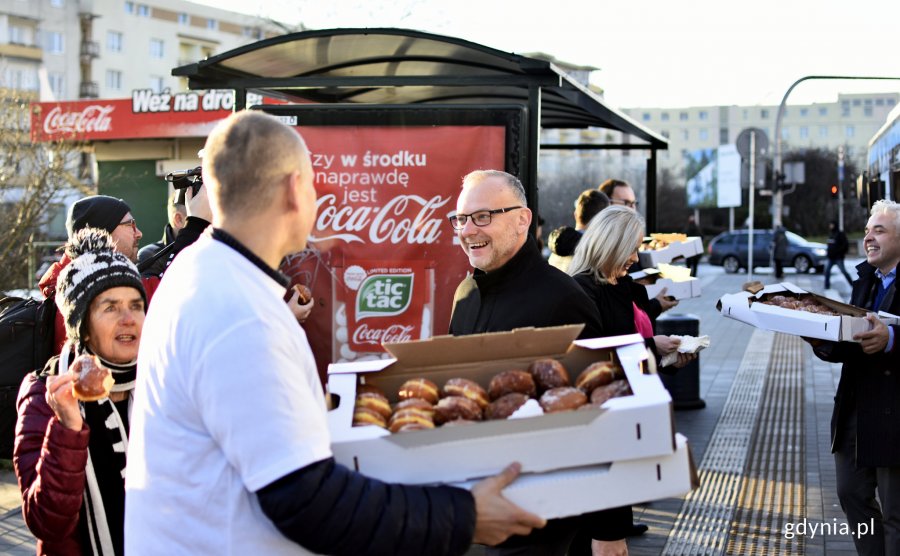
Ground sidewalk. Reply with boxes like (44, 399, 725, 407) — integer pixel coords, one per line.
(0, 262, 861, 554)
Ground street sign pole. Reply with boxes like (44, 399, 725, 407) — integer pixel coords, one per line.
(838, 145, 845, 230)
(748, 131, 756, 282)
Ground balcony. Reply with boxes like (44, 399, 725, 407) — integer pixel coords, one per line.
(79, 41, 99, 62)
(79, 81, 99, 98)
(0, 42, 43, 61)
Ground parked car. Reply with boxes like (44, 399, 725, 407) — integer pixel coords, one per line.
(707, 229, 827, 274)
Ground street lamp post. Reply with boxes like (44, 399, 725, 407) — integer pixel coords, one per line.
(772, 75, 900, 228)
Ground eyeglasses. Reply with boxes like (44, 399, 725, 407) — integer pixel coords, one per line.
(610, 198, 639, 209)
(118, 218, 137, 231)
(448, 206, 523, 230)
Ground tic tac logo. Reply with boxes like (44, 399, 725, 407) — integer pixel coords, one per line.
(356, 274, 414, 319)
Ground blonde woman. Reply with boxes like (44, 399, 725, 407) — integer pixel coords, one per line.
(568, 206, 694, 368)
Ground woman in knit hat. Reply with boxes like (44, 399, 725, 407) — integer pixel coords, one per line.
(14, 228, 146, 556)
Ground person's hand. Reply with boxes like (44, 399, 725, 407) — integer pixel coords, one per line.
(286, 287, 314, 323)
(655, 288, 678, 312)
(672, 352, 697, 368)
(472, 463, 546, 545)
(853, 314, 889, 354)
(653, 335, 681, 355)
(45, 374, 83, 432)
(592, 539, 628, 556)
(185, 184, 213, 223)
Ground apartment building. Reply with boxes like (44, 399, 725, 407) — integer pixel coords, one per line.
(0, 0, 286, 100)
(621, 93, 899, 171)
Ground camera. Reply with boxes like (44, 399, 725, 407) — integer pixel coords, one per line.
(166, 166, 202, 205)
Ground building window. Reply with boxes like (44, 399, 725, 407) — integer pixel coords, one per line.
(48, 72, 64, 98)
(150, 76, 165, 93)
(9, 25, 27, 45)
(125, 1, 134, 14)
(150, 38, 164, 58)
(207, 18, 217, 30)
(699, 111, 708, 120)
(178, 13, 189, 25)
(137, 4, 150, 17)
(720, 128, 729, 144)
(876, 98, 885, 106)
(5, 68, 38, 91)
(106, 69, 123, 90)
(799, 126, 809, 139)
(46, 31, 64, 54)
(819, 107, 828, 116)
(661, 112, 669, 121)
(852, 99, 861, 106)
(661, 130, 670, 138)
(699, 129, 709, 141)
(889, 98, 897, 106)
(864, 106, 873, 117)
(781, 127, 789, 140)
(642, 113, 651, 121)
(760, 109, 769, 119)
(864, 98, 872, 105)
(682, 129, 689, 140)
(799, 108, 808, 117)
(845, 125, 855, 138)
(841, 107, 850, 117)
(107, 31, 123, 52)
(679, 112, 688, 121)
(742, 109, 748, 120)
(818, 125, 828, 138)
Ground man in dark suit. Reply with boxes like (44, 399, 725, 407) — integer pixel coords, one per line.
(810, 199, 900, 556)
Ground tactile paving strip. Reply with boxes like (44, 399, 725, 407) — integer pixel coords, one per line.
(726, 333, 805, 555)
(661, 329, 774, 555)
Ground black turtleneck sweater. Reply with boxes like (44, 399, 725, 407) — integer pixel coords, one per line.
(449, 237, 604, 339)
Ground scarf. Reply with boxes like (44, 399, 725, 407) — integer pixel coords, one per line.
(55, 342, 133, 556)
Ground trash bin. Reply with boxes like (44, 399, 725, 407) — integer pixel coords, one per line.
(655, 313, 706, 410)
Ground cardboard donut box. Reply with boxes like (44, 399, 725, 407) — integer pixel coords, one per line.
(717, 282, 900, 342)
(637, 236, 703, 268)
(631, 268, 702, 300)
(326, 326, 697, 519)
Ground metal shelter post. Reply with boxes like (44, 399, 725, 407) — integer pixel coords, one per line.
(527, 85, 541, 234)
(646, 150, 658, 233)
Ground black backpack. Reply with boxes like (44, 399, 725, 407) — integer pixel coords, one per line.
(0, 295, 57, 459)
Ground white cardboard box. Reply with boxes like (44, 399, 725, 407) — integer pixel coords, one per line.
(717, 282, 900, 342)
(452, 433, 697, 520)
(326, 326, 676, 484)
(631, 268, 702, 300)
(638, 236, 703, 268)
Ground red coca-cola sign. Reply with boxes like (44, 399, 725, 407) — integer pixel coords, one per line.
(43, 104, 115, 136)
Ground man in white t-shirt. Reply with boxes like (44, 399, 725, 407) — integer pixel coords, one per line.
(125, 111, 544, 555)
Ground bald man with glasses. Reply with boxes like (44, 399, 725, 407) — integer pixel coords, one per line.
(448, 170, 630, 556)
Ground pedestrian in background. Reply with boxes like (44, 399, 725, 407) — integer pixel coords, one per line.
(771, 226, 788, 279)
(824, 220, 853, 290)
(683, 214, 701, 277)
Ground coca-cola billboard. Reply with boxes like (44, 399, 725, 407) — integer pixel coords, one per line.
(280, 125, 505, 373)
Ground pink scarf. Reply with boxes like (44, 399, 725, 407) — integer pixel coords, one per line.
(632, 302, 654, 338)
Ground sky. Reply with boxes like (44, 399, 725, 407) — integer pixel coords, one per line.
(191, 0, 900, 110)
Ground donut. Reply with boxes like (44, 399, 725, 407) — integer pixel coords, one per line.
(70, 354, 113, 402)
(395, 422, 434, 433)
(528, 359, 570, 393)
(357, 383, 387, 398)
(443, 378, 489, 409)
(355, 392, 392, 420)
(388, 408, 435, 433)
(488, 370, 536, 400)
(441, 419, 478, 427)
(589, 379, 633, 406)
(394, 398, 435, 416)
(283, 283, 313, 304)
(485, 392, 530, 420)
(575, 361, 618, 393)
(539, 386, 588, 413)
(433, 396, 483, 424)
(353, 406, 387, 428)
(398, 378, 440, 404)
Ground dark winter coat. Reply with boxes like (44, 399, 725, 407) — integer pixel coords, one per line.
(826, 229, 849, 260)
(813, 260, 900, 467)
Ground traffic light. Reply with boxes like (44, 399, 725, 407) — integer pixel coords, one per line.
(830, 184, 839, 199)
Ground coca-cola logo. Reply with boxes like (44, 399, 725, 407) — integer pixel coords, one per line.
(352, 323, 415, 345)
(43, 105, 114, 136)
(311, 194, 451, 245)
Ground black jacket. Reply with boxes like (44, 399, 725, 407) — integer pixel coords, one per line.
(572, 271, 666, 367)
(450, 237, 604, 339)
(449, 238, 627, 544)
(813, 260, 900, 467)
(826, 229, 849, 260)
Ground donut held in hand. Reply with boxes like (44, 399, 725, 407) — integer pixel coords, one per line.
(70, 354, 113, 402)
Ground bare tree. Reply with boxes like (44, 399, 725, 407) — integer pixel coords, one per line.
(0, 89, 93, 292)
